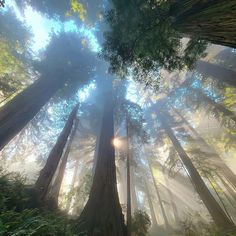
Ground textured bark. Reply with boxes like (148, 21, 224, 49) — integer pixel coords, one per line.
(170, 1, 236, 48)
(35, 103, 79, 201)
(174, 108, 236, 189)
(0, 71, 69, 151)
(77, 82, 125, 236)
(191, 87, 236, 123)
(47, 118, 79, 206)
(126, 117, 131, 236)
(196, 61, 236, 88)
(158, 112, 234, 229)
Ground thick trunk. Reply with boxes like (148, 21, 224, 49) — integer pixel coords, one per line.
(0, 71, 69, 151)
(191, 87, 236, 123)
(146, 157, 169, 228)
(196, 61, 236, 88)
(35, 103, 79, 202)
(171, 1, 236, 48)
(47, 118, 79, 206)
(174, 108, 236, 189)
(126, 117, 131, 236)
(77, 81, 125, 236)
(158, 112, 234, 229)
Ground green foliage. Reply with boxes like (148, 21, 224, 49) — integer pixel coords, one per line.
(0, 170, 77, 235)
(131, 210, 151, 236)
(101, 0, 208, 87)
(0, 168, 29, 211)
(176, 213, 236, 236)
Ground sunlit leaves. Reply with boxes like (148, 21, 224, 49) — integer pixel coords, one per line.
(66, 0, 87, 22)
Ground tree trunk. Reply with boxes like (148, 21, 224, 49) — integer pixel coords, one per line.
(196, 61, 236, 88)
(170, 0, 236, 48)
(158, 112, 234, 229)
(77, 81, 125, 236)
(66, 159, 80, 212)
(174, 108, 236, 189)
(146, 156, 169, 228)
(35, 103, 79, 202)
(46, 118, 79, 207)
(0, 71, 69, 151)
(191, 87, 236, 123)
(131, 169, 138, 212)
(126, 116, 131, 236)
(144, 179, 158, 227)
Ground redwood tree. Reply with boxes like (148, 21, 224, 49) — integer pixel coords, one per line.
(35, 103, 79, 203)
(157, 110, 234, 229)
(0, 33, 96, 151)
(76, 79, 125, 235)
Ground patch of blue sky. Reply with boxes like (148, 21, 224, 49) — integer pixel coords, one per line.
(6, 0, 101, 54)
(76, 80, 97, 102)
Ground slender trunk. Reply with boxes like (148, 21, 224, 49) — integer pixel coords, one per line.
(196, 61, 236, 88)
(66, 159, 80, 212)
(174, 108, 236, 189)
(131, 169, 138, 212)
(0, 71, 69, 151)
(191, 87, 236, 123)
(77, 80, 125, 236)
(170, 1, 236, 48)
(35, 103, 79, 201)
(158, 112, 234, 229)
(47, 118, 79, 206)
(164, 173, 180, 224)
(217, 174, 236, 203)
(146, 156, 169, 228)
(144, 179, 158, 227)
(126, 116, 131, 236)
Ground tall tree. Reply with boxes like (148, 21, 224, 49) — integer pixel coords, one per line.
(126, 115, 132, 236)
(77, 79, 125, 236)
(196, 61, 236, 88)
(157, 109, 234, 229)
(102, 0, 236, 84)
(35, 103, 79, 203)
(46, 117, 79, 207)
(173, 108, 236, 189)
(0, 33, 97, 151)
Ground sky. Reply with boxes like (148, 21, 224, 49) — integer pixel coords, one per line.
(4, 0, 101, 53)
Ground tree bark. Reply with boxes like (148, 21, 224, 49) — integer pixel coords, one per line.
(131, 169, 138, 212)
(126, 116, 131, 236)
(196, 61, 236, 88)
(35, 103, 79, 202)
(174, 108, 236, 189)
(170, 1, 236, 48)
(77, 80, 125, 236)
(46, 118, 79, 206)
(0, 71, 69, 151)
(158, 112, 234, 229)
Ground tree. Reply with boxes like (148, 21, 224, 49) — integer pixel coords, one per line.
(196, 61, 236, 88)
(45, 117, 79, 207)
(0, 10, 32, 100)
(0, 32, 97, 151)
(35, 103, 79, 203)
(173, 108, 236, 189)
(157, 109, 235, 229)
(76, 79, 126, 236)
